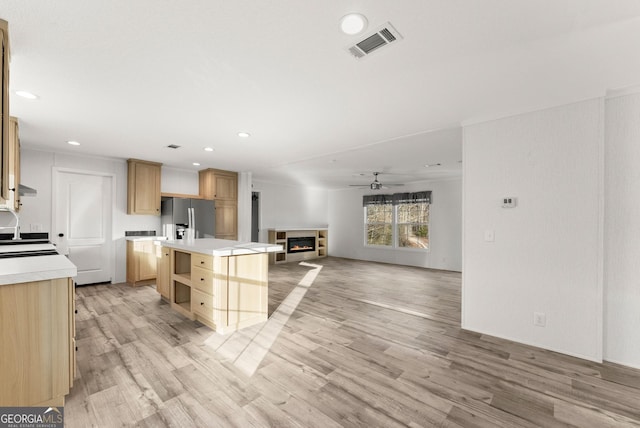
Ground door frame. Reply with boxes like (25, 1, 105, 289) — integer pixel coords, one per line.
(51, 167, 116, 284)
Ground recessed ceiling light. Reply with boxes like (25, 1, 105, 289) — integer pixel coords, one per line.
(15, 90, 39, 100)
(340, 13, 368, 35)
(192, 162, 201, 166)
(237, 132, 251, 138)
(67, 140, 80, 146)
(204, 147, 214, 152)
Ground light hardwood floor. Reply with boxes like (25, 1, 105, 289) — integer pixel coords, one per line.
(66, 257, 640, 427)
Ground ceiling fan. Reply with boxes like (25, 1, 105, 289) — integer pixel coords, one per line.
(349, 172, 404, 190)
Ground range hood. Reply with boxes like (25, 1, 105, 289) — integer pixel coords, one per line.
(18, 184, 37, 196)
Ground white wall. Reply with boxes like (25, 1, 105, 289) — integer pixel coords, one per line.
(462, 99, 603, 362)
(604, 91, 640, 369)
(19, 149, 197, 283)
(328, 178, 462, 271)
(251, 180, 329, 243)
(161, 166, 199, 195)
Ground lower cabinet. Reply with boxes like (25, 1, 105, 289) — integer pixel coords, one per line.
(164, 249, 268, 334)
(126, 240, 158, 286)
(0, 277, 75, 406)
(156, 246, 171, 299)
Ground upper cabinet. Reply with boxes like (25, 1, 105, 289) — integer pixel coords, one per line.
(0, 19, 10, 204)
(127, 159, 162, 215)
(199, 168, 237, 200)
(7, 116, 19, 211)
(199, 168, 238, 239)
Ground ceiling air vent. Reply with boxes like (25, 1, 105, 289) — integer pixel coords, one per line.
(347, 22, 403, 59)
(166, 144, 181, 149)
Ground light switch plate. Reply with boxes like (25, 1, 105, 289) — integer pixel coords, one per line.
(484, 230, 495, 242)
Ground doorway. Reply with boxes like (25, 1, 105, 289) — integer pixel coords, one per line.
(251, 191, 260, 242)
(52, 168, 114, 285)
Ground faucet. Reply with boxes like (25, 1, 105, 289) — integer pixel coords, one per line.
(0, 207, 20, 240)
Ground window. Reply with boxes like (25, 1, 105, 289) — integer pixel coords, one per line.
(394, 192, 430, 249)
(363, 191, 431, 250)
(364, 194, 393, 246)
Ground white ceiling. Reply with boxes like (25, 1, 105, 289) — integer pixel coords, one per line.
(3, 1, 640, 189)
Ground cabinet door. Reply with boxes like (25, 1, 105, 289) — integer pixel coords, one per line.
(0, 278, 71, 406)
(127, 159, 161, 215)
(198, 168, 237, 201)
(138, 241, 157, 280)
(8, 117, 20, 210)
(156, 246, 170, 299)
(215, 172, 237, 200)
(215, 200, 238, 240)
(0, 20, 9, 203)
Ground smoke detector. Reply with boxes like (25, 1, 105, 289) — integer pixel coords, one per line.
(347, 22, 403, 59)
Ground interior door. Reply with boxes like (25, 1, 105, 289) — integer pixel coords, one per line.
(54, 169, 113, 285)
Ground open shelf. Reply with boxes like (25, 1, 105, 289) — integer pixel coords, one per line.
(173, 281, 191, 313)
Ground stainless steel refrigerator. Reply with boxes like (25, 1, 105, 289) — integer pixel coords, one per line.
(161, 197, 215, 239)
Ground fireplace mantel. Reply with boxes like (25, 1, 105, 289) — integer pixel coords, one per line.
(267, 228, 328, 264)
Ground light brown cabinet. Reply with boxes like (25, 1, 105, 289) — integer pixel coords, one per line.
(7, 116, 19, 210)
(0, 277, 75, 407)
(127, 159, 162, 215)
(0, 19, 10, 204)
(199, 168, 237, 200)
(156, 245, 170, 299)
(126, 240, 159, 286)
(167, 249, 268, 334)
(215, 199, 238, 240)
(199, 168, 238, 239)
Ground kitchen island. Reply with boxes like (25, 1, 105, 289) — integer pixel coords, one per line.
(157, 238, 282, 334)
(0, 241, 77, 407)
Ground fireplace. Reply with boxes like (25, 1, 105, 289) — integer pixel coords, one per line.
(287, 236, 316, 253)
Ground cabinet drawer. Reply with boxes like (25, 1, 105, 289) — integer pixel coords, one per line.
(192, 253, 213, 270)
(192, 288, 214, 320)
(191, 266, 214, 294)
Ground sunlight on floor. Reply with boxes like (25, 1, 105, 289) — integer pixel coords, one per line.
(203, 261, 323, 377)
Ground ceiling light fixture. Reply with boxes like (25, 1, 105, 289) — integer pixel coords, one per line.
(340, 13, 368, 35)
(67, 140, 80, 146)
(15, 90, 39, 100)
(237, 132, 250, 138)
(204, 147, 214, 152)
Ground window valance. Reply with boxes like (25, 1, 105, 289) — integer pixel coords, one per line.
(362, 194, 393, 206)
(363, 191, 431, 206)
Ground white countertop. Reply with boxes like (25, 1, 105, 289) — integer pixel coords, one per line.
(126, 236, 167, 241)
(268, 227, 328, 231)
(0, 243, 77, 286)
(159, 238, 282, 256)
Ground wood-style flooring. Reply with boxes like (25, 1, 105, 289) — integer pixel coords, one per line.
(66, 257, 640, 427)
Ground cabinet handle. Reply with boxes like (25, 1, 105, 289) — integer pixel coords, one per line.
(200, 261, 205, 264)
(201, 278, 205, 281)
(200, 302, 204, 306)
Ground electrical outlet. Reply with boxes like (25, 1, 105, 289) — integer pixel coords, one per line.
(533, 312, 546, 327)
